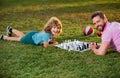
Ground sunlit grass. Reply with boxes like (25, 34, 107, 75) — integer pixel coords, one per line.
(0, 0, 120, 78)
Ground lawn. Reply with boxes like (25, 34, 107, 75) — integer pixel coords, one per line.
(0, 0, 120, 78)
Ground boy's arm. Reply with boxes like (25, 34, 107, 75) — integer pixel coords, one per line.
(42, 36, 58, 48)
(43, 42, 49, 48)
(49, 36, 58, 45)
(43, 41, 58, 48)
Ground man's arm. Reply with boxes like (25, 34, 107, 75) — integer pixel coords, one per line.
(89, 41, 110, 55)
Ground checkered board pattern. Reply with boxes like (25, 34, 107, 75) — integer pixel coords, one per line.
(55, 40, 90, 52)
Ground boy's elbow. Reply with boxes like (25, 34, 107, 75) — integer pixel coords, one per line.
(43, 42, 49, 48)
(43, 45, 48, 48)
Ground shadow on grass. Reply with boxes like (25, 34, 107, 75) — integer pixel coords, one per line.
(107, 50, 120, 56)
(0, 73, 10, 78)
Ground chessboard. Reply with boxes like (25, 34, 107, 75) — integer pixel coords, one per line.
(55, 40, 90, 52)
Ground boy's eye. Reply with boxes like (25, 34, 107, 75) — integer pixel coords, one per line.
(57, 27, 61, 29)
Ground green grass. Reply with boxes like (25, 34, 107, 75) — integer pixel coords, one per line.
(0, 0, 120, 78)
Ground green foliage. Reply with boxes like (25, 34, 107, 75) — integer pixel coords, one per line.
(0, 0, 120, 78)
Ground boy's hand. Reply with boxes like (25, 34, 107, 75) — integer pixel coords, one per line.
(52, 41, 58, 45)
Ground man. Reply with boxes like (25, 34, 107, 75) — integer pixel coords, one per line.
(89, 11, 120, 55)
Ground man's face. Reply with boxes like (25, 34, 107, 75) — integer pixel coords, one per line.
(92, 16, 106, 32)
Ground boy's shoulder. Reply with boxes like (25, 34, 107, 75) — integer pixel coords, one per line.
(39, 31, 52, 36)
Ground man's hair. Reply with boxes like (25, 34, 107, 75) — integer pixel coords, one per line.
(44, 17, 62, 34)
(91, 11, 106, 19)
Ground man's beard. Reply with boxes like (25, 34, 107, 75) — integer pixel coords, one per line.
(101, 23, 106, 32)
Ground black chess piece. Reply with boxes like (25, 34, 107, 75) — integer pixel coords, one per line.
(77, 45, 82, 51)
(87, 43, 89, 48)
(83, 43, 87, 49)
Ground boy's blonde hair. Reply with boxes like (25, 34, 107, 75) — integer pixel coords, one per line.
(44, 17, 62, 34)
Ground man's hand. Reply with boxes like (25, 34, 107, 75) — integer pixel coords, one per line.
(89, 42, 98, 50)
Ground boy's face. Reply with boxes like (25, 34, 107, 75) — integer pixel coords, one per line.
(92, 16, 106, 32)
(51, 26, 60, 35)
